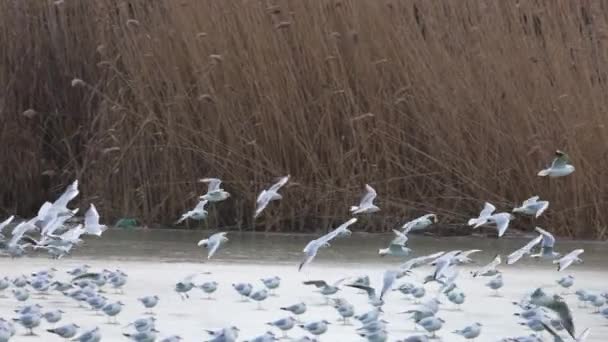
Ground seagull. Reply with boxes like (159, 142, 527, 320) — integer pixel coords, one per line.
(454, 249, 482, 264)
(379, 230, 411, 257)
(538, 150, 575, 177)
(176, 200, 208, 225)
(332, 298, 355, 324)
(417, 316, 444, 338)
(513, 196, 549, 218)
(400, 251, 446, 272)
(261, 276, 280, 295)
(47, 323, 79, 339)
(73, 326, 101, 342)
(298, 320, 330, 336)
(507, 234, 543, 265)
(347, 270, 402, 307)
(467, 202, 496, 228)
(529, 288, 575, 339)
(233, 283, 253, 301)
(83, 204, 108, 236)
(350, 184, 380, 214)
(205, 326, 240, 342)
(126, 317, 156, 333)
(430, 250, 462, 280)
(530, 227, 561, 259)
(123, 329, 159, 342)
(299, 218, 357, 271)
(471, 254, 501, 277)
(48, 180, 80, 217)
(280, 302, 306, 315)
(254, 175, 290, 218)
(401, 214, 438, 234)
(249, 288, 269, 309)
(13, 312, 41, 335)
(486, 274, 504, 296)
(481, 213, 514, 237)
(453, 322, 482, 340)
(554, 249, 584, 272)
(266, 316, 296, 338)
(242, 331, 276, 342)
(556, 276, 575, 293)
(197, 232, 228, 259)
(198, 281, 218, 299)
(199, 178, 231, 202)
(303, 279, 345, 303)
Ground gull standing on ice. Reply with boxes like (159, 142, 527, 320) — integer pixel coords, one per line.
(176, 200, 208, 225)
(197, 232, 228, 259)
(199, 178, 230, 202)
(254, 175, 290, 218)
(513, 196, 549, 218)
(537, 150, 575, 177)
(554, 249, 584, 272)
(83, 204, 108, 236)
(350, 184, 380, 214)
(452, 322, 482, 340)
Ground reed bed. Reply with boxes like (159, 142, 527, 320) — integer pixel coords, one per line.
(1, 0, 608, 237)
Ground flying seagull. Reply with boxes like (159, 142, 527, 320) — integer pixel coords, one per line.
(507, 234, 542, 265)
(254, 175, 290, 218)
(350, 184, 380, 214)
(538, 150, 575, 177)
(554, 249, 584, 272)
(513, 196, 549, 218)
(199, 178, 230, 202)
(84, 204, 108, 236)
(197, 232, 228, 259)
(298, 218, 357, 271)
(401, 214, 437, 234)
(378, 230, 411, 257)
(175, 200, 208, 224)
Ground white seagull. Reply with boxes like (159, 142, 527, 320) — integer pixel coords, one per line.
(254, 175, 290, 218)
(176, 200, 208, 224)
(538, 150, 575, 177)
(83, 204, 107, 236)
(350, 184, 380, 215)
(512, 196, 549, 218)
(298, 218, 357, 271)
(199, 178, 230, 202)
(471, 254, 501, 277)
(554, 249, 584, 272)
(402, 214, 437, 234)
(197, 232, 228, 259)
(507, 234, 542, 265)
(378, 230, 411, 257)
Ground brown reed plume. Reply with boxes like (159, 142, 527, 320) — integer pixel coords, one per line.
(1, 1, 607, 238)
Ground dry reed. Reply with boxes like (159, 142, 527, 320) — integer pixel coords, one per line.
(1, 0, 607, 238)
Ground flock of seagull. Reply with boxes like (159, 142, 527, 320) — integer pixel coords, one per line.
(0, 149, 603, 341)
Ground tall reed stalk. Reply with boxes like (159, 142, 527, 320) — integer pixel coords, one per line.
(1, 1, 607, 238)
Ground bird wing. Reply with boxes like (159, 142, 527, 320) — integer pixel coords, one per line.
(535, 201, 549, 218)
(490, 213, 512, 237)
(480, 202, 496, 217)
(523, 196, 540, 206)
(0, 215, 14, 235)
(268, 175, 290, 193)
(320, 218, 357, 243)
(201, 178, 222, 192)
(577, 328, 590, 341)
(347, 284, 376, 299)
(461, 249, 482, 257)
(53, 180, 79, 208)
(71, 272, 101, 282)
(10, 221, 36, 244)
(391, 229, 408, 245)
(207, 240, 221, 259)
(380, 270, 397, 299)
(85, 204, 100, 227)
(358, 184, 377, 207)
(534, 227, 556, 248)
(303, 280, 328, 288)
(194, 200, 209, 212)
(551, 150, 570, 168)
(544, 296, 575, 339)
(507, 235, 542, 264)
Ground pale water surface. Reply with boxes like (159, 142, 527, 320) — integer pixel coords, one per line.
(0, 230, 607, 341)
